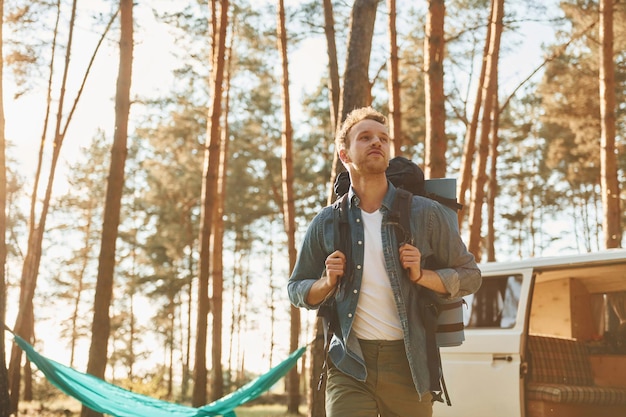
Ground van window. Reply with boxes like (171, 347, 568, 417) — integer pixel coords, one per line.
(463, 275, 522, 329)
(594, 291, 626, 354)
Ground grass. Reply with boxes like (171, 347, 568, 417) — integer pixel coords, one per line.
(20, 400, 304, 417)
(234, 404, 304, 416)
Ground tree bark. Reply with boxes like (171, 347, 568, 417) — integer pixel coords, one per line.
(0, 0, 11, 412)
(387, 0, 402, 157)
(81, 1, 133, 416)
(9, 0, 75, 412)
(324, 0, 342, 206)
(277, 0, 301, 412)
(192, 0, 229, 407)
(599, 0, 621, 249)
(209, 27, 233, 401)
(457, 14, 492, 230)
(340, 0, 378, 121)
(486, 76, 499, 262)
(424, 0, 446, 178)
(467, 0, 503, 261)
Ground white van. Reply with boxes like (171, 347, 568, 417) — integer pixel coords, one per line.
(436, 249, 626, 417)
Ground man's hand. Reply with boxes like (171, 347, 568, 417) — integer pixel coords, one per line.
(305, 250, 346, 306)
(399, 243, 422, 283)
(324, 250, 346, 288)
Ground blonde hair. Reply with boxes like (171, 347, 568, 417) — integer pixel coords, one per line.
(335, 107, 387, 152)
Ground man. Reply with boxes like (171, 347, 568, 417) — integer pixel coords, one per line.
(288, 107, 481, 417)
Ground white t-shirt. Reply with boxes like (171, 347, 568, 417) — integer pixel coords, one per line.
(351, 209, 403, 340)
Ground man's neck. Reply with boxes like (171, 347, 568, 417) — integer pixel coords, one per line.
(351, 173, 388, 213)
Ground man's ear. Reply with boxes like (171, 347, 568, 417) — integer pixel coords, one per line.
(339, 149, 350, 164)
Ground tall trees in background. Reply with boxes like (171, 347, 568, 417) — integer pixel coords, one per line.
(0, 0, 10, 412)
(599, 0, 621, 249)
(457, 7, 491, 228)
(8, 0, 119, 412)
(424, 0, 447, 178)
(387, 0, 402, 156)
(538, 0, 625, 253)
(276, 0, 300, 412)
(82, 1, 133, 416)
(192, 0, 229, 406)
(339, 0, 378, 120)
(323, 0, 342, 206)
(209, 17, 234, 402)
(467, 0, 504, 261)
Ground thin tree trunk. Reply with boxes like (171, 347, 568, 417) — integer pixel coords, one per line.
(81, 1, 133, 416)
(193, 0, 229, 405)
(324, 0, 342, 206)
(0, 0, 11, 412)
(182, 240, 194, 401)
(9, 3, 117, 412)
(486, 76, 499, 262)
(599, 0, 621, 249)
(387, 0, 402, 157)
(424, 0, 446, 178)
(457, 17, 491, 229)
(324, 0, 340, 135)
(209, 29, 233, 401)
(167, 296, 174, 398)
(69, 213, 92, 368)
(277, 0, 301, 412)
(467, 0, 503, 261)
(9, 1, 75, 411)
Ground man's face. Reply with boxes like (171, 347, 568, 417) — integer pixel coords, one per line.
(341, 119, 391, 175)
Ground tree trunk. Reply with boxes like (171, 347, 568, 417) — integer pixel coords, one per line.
(340, 0, 378, 120)
(457, 15, 492, 230)
(323, 0, 342, 206)
(81, 1, 133, 416)
(192, 0, 229, 407)
(599, 0, 621, 249)
(277, 0, 301, 412)
(9, 1, 75, 412)
(387, 0, 402, 157)
(486, 77, 499, 262)
(424, 0, 446, 178)
(0, 0, 11, 412)
(467, 0, 503, 261)
(209, 33, 233, 401)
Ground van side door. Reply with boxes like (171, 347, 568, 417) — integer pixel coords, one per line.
(435, 268, 533, 417)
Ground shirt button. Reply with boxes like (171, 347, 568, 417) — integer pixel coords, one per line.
(353, 289, 358, 294)
(348, 313, 353, 318)
(357, 240, 363, 245)
(356, 218, 361, 223)
(356, 265, 362, 270)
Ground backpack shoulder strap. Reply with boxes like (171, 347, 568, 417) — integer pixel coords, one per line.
(390, 188, 413, 246)
(384, 189, 458, 405)
(333, 193, 350, 252)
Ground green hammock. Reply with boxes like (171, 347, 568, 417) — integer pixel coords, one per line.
(13, 334, 305, 417)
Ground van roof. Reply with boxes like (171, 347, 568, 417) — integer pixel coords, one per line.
(479, 249, 626, 294)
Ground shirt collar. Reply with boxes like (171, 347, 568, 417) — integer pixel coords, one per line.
(346, 181, 397, 213)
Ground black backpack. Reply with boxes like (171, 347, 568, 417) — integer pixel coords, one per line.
(319, 156, 464, 404)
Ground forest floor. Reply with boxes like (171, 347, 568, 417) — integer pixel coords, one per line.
(19, 400, 304, 416)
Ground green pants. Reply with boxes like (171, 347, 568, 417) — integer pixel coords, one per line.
(325, 339, 433, 417)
